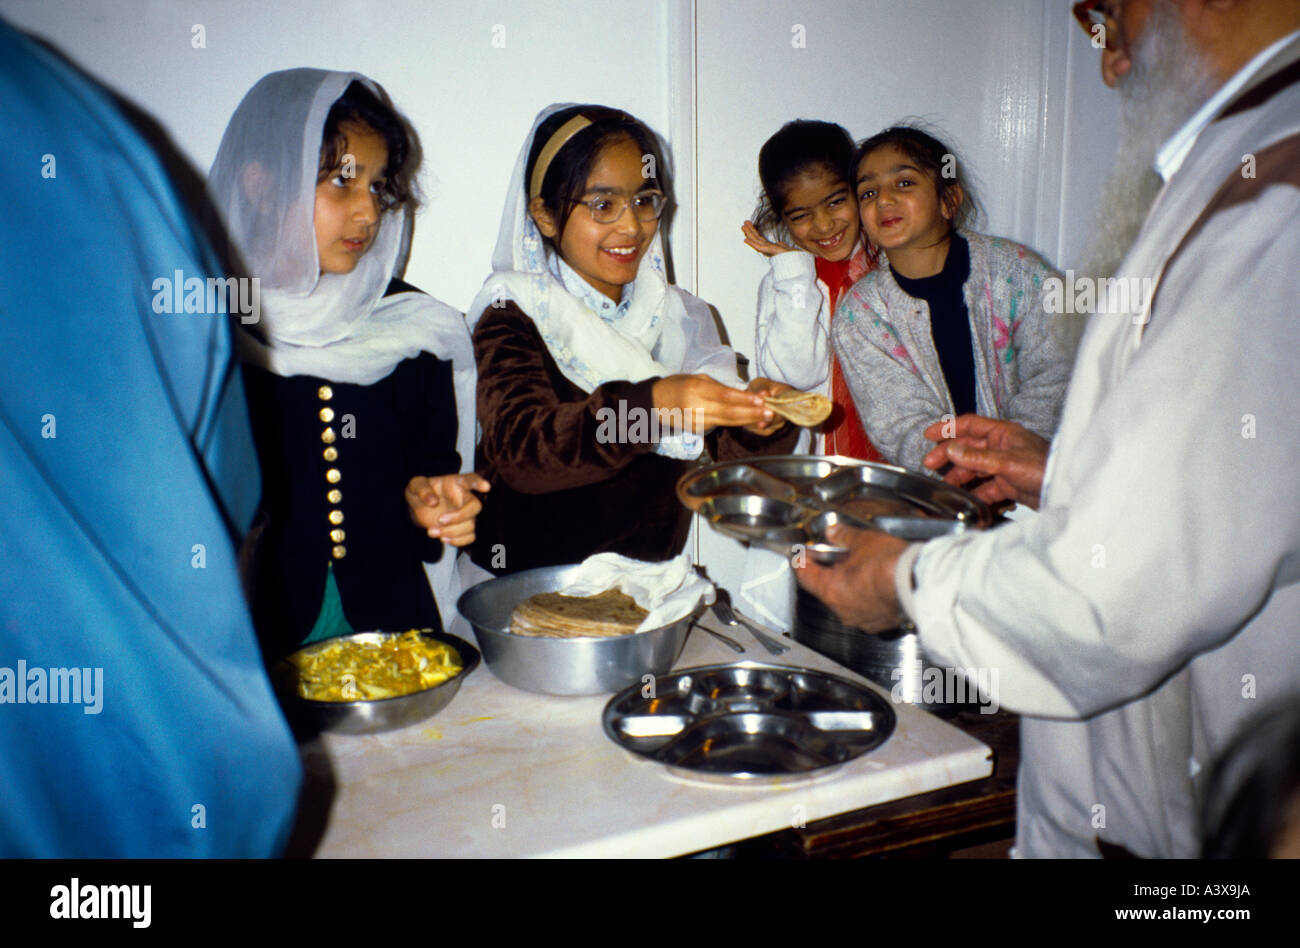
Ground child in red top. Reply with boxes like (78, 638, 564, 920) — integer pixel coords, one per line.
(745, 119, 883, 460)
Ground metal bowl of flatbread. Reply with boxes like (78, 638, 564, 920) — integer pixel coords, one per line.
(456, 564, 706, 696)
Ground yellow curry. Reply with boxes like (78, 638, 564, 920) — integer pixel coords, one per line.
(288, 630, 461, 702)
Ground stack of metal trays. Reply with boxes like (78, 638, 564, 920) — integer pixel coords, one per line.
(792, 587, 983, 717)
(602, 663, 896, 781)
(677, 456, 991, 563)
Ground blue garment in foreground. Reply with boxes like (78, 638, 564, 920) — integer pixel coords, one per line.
(0, 19, 301, 856)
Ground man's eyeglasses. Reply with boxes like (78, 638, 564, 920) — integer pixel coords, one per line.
(1073, 0, 1124, 52)
(570, 190, 666, 224)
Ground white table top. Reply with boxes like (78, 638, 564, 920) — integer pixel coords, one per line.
(303, 613, 993, 858)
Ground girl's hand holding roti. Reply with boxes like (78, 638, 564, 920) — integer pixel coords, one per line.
(653, 374, 774, 432)
(743, 377, 793, 436)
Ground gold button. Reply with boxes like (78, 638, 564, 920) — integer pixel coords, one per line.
(319, 407, 335, 423)
(323, 446, 338, 462)
(330, 528, 346, 543)
(328, 509, 344, 525)
(326, 468, 341, 483)
(332, 545, 347, 559)
(317, 385, 333, 401)
(321, 427, 336, 444)
(327, 489, 342, 504)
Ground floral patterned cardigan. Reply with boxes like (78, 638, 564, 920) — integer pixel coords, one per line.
(830, 231, 1074, 473)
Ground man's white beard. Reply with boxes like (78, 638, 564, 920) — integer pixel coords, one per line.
(1078, 2, 1221, 282)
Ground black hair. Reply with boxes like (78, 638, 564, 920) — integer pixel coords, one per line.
(752, 119, 856, 240)
(318, 80, 417, 212)
(852, 123, 980, 234)
(526, 105, 668, 244)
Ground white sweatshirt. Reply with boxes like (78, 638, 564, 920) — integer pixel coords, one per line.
(753, 249, 833, 455)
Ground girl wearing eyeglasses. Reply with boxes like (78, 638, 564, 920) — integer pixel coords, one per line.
(467, 103, 798, 575)
(831, 124, 1074, 475)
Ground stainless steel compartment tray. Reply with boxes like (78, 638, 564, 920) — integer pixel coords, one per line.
(602, 662, 896, 780)
(677, 456, 991, 560)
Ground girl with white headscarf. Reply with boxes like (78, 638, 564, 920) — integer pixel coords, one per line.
(466, 104, 799, 576)
(208, 69, 487, 656)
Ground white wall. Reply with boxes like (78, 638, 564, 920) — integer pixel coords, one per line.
(4, 0, 1118, 598)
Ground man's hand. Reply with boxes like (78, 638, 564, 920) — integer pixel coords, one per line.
(405, 473, 491, 547)
(793, 524, 909, 632)
(922, 414, 1050, 509)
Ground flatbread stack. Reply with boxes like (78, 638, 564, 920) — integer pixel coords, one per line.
(510, 588, 649, 638)
(765, 390, 833, 427)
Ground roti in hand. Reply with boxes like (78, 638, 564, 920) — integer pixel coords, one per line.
(764, 390, 833, 427)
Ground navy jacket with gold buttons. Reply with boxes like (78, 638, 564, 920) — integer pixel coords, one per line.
(243, 281, 460, 658)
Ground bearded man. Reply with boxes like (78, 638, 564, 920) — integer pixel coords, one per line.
(798, 0, 1300, 858)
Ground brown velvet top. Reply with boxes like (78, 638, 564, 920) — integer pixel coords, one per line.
(469, 302, 799, 575)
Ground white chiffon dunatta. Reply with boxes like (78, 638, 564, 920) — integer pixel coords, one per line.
(207, 67, 484, 635)
(465, 103, 744, 460)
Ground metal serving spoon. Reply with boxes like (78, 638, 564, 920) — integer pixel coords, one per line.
(694, 621, 745, 654)
(712, 588, 789, 655)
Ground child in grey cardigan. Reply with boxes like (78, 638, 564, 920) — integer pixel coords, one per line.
(832, 126, 1073, 473)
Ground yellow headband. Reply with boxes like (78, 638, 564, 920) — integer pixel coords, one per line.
(528, 114, 594, 201)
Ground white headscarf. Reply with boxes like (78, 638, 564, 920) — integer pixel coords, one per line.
(465, 104, 742, 459)
(208, 68, 482, 634)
